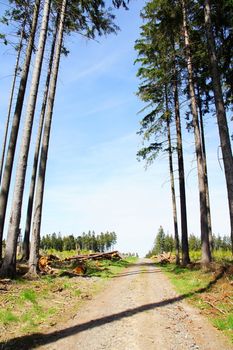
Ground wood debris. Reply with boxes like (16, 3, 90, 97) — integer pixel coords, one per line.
(151, 252, 176, 264)
(63, 251, 122, 262)
(72, 264, 86, 275)
(38, 251, 122, 275)
(39, 254, 61, 273)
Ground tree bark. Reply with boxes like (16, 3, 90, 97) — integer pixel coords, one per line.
(0, 0, 41, 262)
(165, 86, 180, 265)
(28, 0, 67, 276)
(0, 0, 50, 278)
(22, 14, 59, 261)
(173, 66, 190, 265)
(0, 25, 24, 186)
(182, 0, 211, 264)
(196, 83, 213, 251)
(204, 0, 233, 253)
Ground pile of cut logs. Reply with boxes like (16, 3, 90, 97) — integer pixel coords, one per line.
(39, 254, 61, 274)
(38, 251, 122, 275)
(151, 252, 176, 263)
(63, 251, 122, 262)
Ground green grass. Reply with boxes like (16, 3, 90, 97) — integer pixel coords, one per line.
(213, 315, 233, 331)
(73, 289, 82, 297)
(161, 263, 212, 295)
(189, 250, 233, 262)
(213, 314, 233, 342)
(20, 289, 37, 304)
(85, 257, 136, 278)
(0, 253, 137, 342)
(212, 250, 233, 262)
(0, 310, 19, 324)
(159, 262, 233, 343)
(21, 305, 57, 333)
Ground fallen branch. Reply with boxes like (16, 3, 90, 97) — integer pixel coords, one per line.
(203, 300, 227, 314)
(63, 251, 122, 262)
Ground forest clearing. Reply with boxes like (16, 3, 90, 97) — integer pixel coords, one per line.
(0, 0, 233, 349)
(0, 257, 232, 349)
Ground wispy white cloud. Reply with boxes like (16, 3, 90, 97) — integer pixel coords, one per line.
(62, 51, 124, 84)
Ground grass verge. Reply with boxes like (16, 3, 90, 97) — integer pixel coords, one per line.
(159, 262, 233, 343)
(0, 256, 137, 345)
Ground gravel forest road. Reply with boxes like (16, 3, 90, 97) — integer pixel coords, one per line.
(36, 259, 233, 350)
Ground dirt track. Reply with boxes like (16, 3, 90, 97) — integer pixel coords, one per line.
(3, 259, 233, 349)
(34, 259, 232, 350)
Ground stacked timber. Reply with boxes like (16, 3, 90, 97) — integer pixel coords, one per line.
(38, 251, 122, 275)
(151, 252, 176, 263)
(64, 251, 122, 262)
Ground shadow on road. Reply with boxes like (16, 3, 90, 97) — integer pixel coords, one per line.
(113, 269, 160, 278)
(0, 261, 225, 350)
(0, 295, 186, 350)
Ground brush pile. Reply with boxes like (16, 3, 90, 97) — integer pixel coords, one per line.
(38, 251, 122, 275)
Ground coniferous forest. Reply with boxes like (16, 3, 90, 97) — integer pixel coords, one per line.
(0, 0, 232, 275)
(0, 1, 233, 347)
(39, 231, 117, 252)
(135, 0, 233, 265)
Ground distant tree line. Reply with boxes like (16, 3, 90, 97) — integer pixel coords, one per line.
(40, 231, 117, 253)
(146, 226, 232, 258)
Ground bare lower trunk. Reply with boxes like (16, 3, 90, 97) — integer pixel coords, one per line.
(182, 0, 211, 264)
(173, 70, 190, 265)
(0, 26, 24, 186)
(0, 0, 50, 278)
(204, 0, 233, 254)
(0, 0, 41, 264)
(28, 0, 67, 276)
(165, 86, 180, 265)
(22, 15, 58, 261)
(196, 84, 213, 250)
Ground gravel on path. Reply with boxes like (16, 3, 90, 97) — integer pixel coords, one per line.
(36, 259, 233, 350)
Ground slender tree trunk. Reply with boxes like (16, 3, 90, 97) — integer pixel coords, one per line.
(196, 83, 213, 251)
(165, 86, 180, 265)
(204, 0, 233, 254)
(28, 0, 67, 276)
(182, 0, 211, 264)
(21, 15, 58, 261)
(0, 26, 25, 186)
(0, 0, 50, 278)
(173, 67, 190, 265)
(0, 0, 41, 261)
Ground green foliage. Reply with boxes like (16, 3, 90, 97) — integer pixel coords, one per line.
(188, 234, 201, 251)
(146, 226, 174, 256)
(135, 0, 183, 166)
(146, 227, 232, 258)
(40, 230, 117, 253)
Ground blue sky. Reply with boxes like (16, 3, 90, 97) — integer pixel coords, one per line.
(0, 0, 232, 256)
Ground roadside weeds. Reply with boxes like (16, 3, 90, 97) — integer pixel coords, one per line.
(159, 262, 233, 343)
